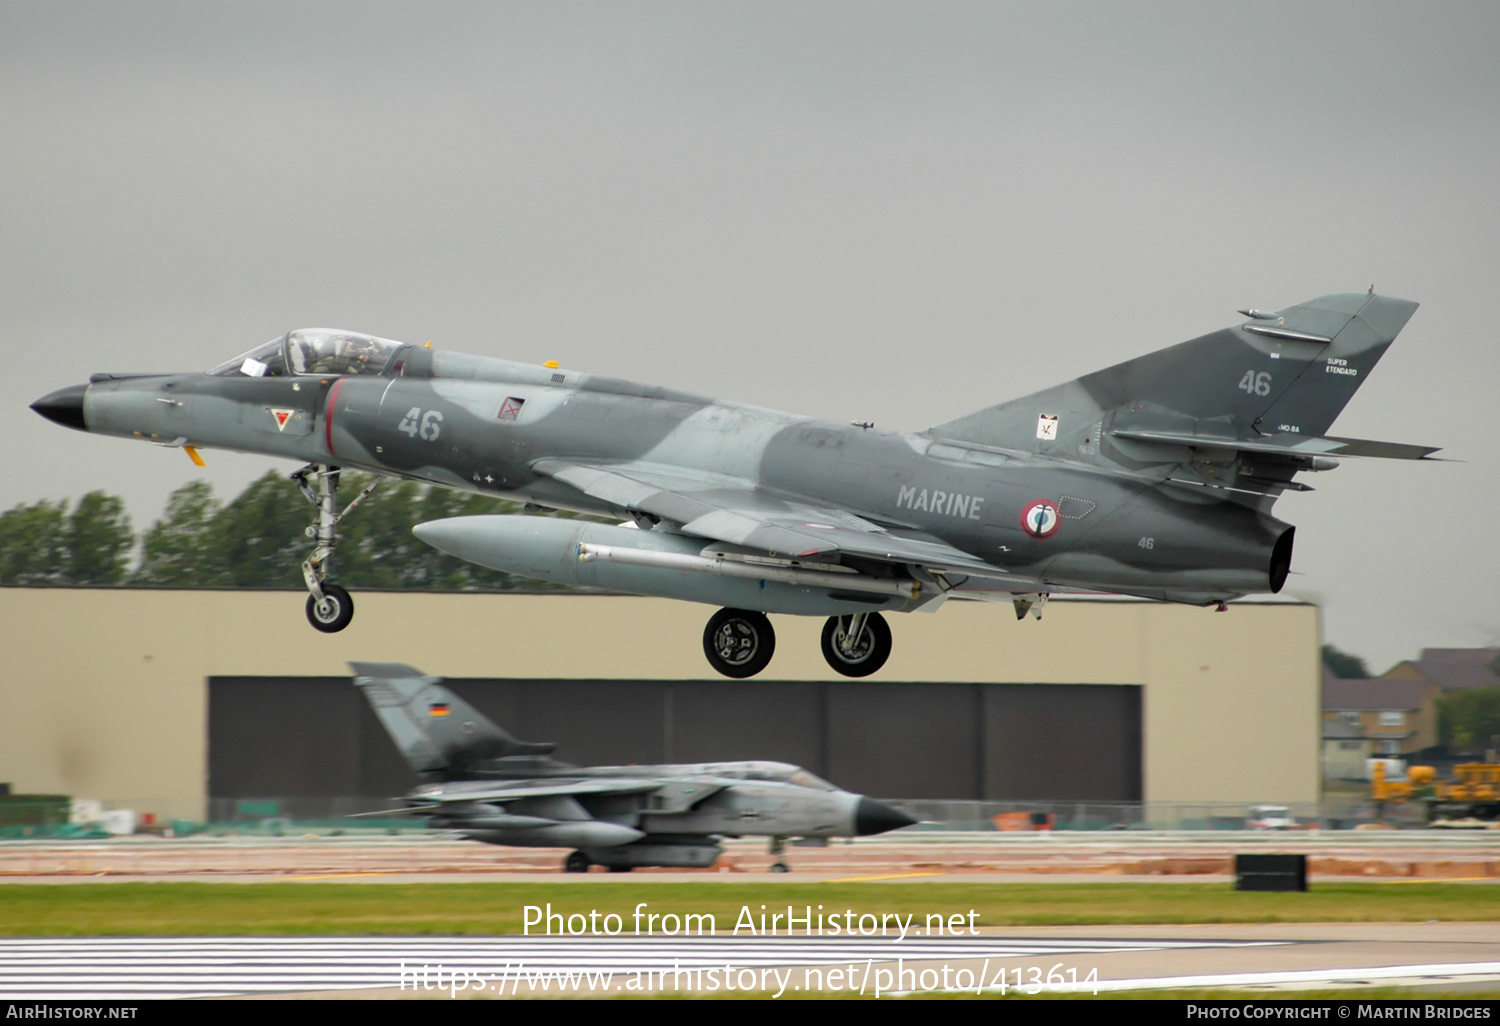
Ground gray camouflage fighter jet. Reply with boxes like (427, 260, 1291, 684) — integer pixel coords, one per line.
(350, 662, 914, 871)
(32, 292, 1437, 678)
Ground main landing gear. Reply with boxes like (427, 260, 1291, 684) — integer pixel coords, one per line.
(700, 608, 893, 679)
(702, 608, 776, 678)
(291, 464, 379, 633)
(563, 851, 590, 873)
(820, 612, 891, 678)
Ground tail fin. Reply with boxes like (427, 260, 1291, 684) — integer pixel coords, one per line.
(350, 662, 555, 777)
(926, 292, 1419, 452)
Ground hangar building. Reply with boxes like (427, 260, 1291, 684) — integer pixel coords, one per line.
(0, 589, 1319, 821)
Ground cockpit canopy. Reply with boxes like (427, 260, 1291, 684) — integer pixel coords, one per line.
(208, 329, 405, 378)
(705, 761, 838, 791)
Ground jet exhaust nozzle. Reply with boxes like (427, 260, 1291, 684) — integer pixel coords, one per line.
(30, 384, 89, 432)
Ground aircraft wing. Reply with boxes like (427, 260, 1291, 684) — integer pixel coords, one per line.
(531, 458, 1024, 580)
(418, 779, 668, 803)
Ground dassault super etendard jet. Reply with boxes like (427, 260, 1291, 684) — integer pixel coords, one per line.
(350, 662, 914, 871)
(32, 291, 1437, 678)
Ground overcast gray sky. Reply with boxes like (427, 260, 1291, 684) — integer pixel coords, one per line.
(4, 1, 1497, 671)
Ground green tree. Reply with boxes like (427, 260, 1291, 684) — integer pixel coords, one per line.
(64, 491, 134, 584)
(209, 471, 311, 588)
(133, 480, 223, 586)
(335, 472, 587, 591)
(1322, 644, 1369, 679)
(0, 499, 70, 585)
(1437, 686, 1500, 753)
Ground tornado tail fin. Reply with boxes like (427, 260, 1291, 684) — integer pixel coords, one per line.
(350, 662, 554, 776)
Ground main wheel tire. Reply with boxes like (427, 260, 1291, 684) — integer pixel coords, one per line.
(702, 608, 776, 678)
(820, 612, 892, 677)
(770, 861, 790, 873)
(305, 584, 354, 633)
(563, 851, 590, 873)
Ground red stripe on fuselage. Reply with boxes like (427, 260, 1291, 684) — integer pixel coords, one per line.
(324, 378, 345, 457)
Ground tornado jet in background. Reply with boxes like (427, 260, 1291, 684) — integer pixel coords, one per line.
(350, 662, 914, 871)
(32, 291, 1437, 677)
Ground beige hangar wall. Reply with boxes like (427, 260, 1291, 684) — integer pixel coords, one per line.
(0, 589, 1320, 820)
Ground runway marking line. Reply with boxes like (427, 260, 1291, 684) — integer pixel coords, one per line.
(1380, 876, 1495, 883)
(826, 872, 943, 883)
(281, 872, 401, 881)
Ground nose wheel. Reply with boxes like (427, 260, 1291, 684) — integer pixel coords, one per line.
(291, 464, 379, 634)
(306, 584, 354, 633)
(702, 608, 776, 678)
(820, 612, 892, 677)
(768, 836, 789, 873)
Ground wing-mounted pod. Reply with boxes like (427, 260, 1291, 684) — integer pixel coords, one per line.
(350, 662, 556, 779)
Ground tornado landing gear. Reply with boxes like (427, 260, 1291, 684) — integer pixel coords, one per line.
(563, 851, 590, 873)
(820, 611, 891, 677)
(702, 608, 776, 678)
(768, 836, 789, 873)
(291, 464, 379, 634)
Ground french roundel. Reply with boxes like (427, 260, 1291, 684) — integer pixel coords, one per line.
(1020, 499, 1061, 539)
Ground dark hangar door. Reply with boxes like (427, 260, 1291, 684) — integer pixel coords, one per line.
(208, 678, 1141, 805)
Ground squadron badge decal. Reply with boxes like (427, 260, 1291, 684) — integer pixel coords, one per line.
(1020, 499, 1061, 539)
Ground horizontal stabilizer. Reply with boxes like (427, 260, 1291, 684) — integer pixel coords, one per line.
(1110, 428, 1440, 461)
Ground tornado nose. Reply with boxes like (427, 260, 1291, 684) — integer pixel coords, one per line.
(854, 797, 917, 836)
(30, 384, 89, 431)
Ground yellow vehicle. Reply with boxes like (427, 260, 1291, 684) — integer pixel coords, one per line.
(1372, 762, 1500, 823)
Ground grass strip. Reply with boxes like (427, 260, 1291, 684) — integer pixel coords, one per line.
(0, 881, 1494, 936)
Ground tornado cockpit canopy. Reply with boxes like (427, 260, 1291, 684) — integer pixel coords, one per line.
(209, 329, 405, 378)
(709, 762, 839, 791)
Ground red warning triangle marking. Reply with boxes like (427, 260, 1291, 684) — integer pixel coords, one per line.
(271, 409, 294, 431)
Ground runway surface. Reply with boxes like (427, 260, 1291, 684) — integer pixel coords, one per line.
(3, 831, 1498, 881)
(3, 925, 1498, 999)
(0, 935, 1283, 999)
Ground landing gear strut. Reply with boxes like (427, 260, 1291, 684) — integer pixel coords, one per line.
(291, 464, 379, 633)
(768, 836, 789, 873)
(820, 611, 891, 677)
(702, 608, 776, 678)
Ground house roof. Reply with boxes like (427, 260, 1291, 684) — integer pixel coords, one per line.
(1321, 718, 1365, 740)
(1390, 647, 1500, 691)
(1322, 678, 1430, 711)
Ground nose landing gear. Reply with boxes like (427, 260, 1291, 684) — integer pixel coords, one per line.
(768, 836, 789, 873)
(291, 464, 379, 633)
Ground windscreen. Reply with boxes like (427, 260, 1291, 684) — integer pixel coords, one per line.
(207, 338, 290, 377)
(208, 329, 404, 377)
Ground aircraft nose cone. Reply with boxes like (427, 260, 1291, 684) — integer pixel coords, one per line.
(30, 384, 88, 431)
(854, 797, 916, 836)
